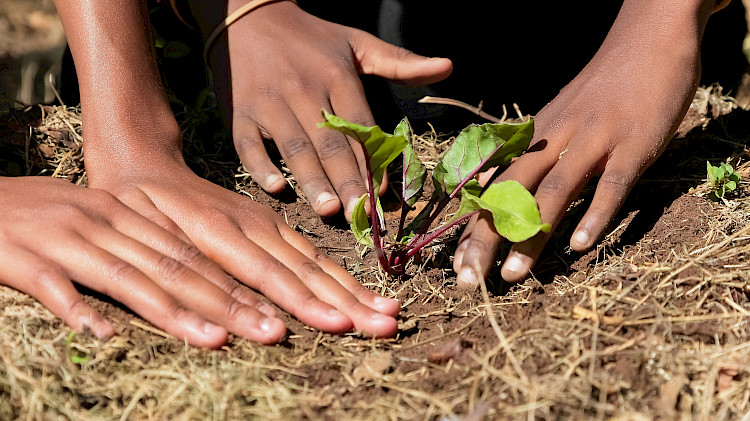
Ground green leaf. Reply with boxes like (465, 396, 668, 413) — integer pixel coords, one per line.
(318, 110, 408, 193)
(725, 180, 737, 191)
(454, 180, 551, 243)
(350, 194, 373, 247)
(433, 120, 534, 196)
(707, 161, 717, 185)
(396, 118, 427, 207)
(714, 166, 726, 181)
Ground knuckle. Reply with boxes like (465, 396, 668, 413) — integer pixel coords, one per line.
(67, 298, 91, 320)
(321, 58, 352, 82)
(597, 170, 634, 196)
(282, 137, 315, 159)
(336, 177, 366, 193)
(154, 255, 190, 286)
(343, 112, 374, 128)
(168, 242, 204, 269)
(233, 134, 264, 156)
(536, 174, 571, 199)
(316, 134, 350, 161)
(297, 261, 325, 278)
(305, 175, 334, 193)
(261, 258, 293, 282)
(282, 72, 312, 95)
(224, 299, 247, 323)
(226, 280, 247, 301)
(254, 85, 283, 104)
(109, 259, 141, 284)
(163, 300, 190, 323)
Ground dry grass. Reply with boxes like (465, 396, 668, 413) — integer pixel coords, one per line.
(2, 87, 750, 420)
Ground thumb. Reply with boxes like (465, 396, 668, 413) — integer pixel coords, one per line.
(350, 29, 452, 85)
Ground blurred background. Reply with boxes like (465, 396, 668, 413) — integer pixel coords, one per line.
(0, 0, 65, 108)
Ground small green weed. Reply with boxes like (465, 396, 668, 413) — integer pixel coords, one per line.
(707, 161, 741, 201)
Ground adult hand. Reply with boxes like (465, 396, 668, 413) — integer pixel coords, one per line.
(0, 176, 285, 347)
(88, 156, 401, 340)
(453, 0, 713, 288)
(201, 0, 452, 220)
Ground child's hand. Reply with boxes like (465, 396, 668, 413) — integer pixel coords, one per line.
(204, 1, 452, 220)
(452, 0, 712, 287)
(88, 157, 401, 339)
(0, 176, 292, 347)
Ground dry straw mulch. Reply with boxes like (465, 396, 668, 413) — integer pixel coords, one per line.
(1, 86, 750, 420)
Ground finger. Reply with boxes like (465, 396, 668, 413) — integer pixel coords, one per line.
(295, 100, 368, 221)
(192, 223, 359, 334)
(570, 151, 641, 251)
(452, 212, 502, 290)
(278, 224, 401, 318)
(268, 226, 397, 337)
(104, 204, 277, 318)
(233, 114, 288, 193)
(349, 29, 453, 85)
(453, 143, 561, 286)
(261, 106, 341, 217)
(501, 141, 601, 282)
(0, 246, 115, 339)
(81, 225, 286, 344)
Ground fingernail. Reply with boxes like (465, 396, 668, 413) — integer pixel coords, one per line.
(316, 192, 337, 208)
(457, 267, 478, 288)
(373, 296, 397, 306)
(259, 317, 274, 333)
(503, 255, 526, 275)
(265, 174, 283, 188)
(203, 321, 222, 335)
(347, 196, 361, 214)
(572, 230, 590, 247)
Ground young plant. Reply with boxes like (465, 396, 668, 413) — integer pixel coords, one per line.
(707, 161, 741, 201)
(319, 110, 550, 274)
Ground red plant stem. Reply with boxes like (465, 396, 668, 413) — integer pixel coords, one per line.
(405, 211, 478, 259)
(405, 142, 506, 251)
(360, 144, 390, 272)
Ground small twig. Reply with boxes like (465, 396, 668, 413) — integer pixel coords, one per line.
(419, 96, 502, 123)
(129, 319, 174, 339)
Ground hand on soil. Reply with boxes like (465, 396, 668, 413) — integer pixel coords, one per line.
(88, 159, 401, 345)
(203, 1, 452, 220)
(454, 1, 706, 286)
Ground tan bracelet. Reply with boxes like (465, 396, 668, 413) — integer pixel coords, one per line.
(202, 0, 297, 65)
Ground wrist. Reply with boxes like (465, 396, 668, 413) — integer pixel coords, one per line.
(82, 124, 187, 187)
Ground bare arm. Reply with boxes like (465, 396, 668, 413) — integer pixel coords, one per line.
(54, 0, 401, 342)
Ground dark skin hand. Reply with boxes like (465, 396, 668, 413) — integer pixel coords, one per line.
(53, 0, 400, 346)
(0, 177, 268, 347)
(453, 0, 718, 288)
(191, 0, 453, 220)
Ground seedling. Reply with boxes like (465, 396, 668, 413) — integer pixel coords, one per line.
(319, 111, 550, 274)
(65, 331, 89, 365)
(707, 161, 740, 201)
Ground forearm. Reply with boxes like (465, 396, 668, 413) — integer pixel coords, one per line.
(613, 0, 716, 48)
(53, 0, 183, 180)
